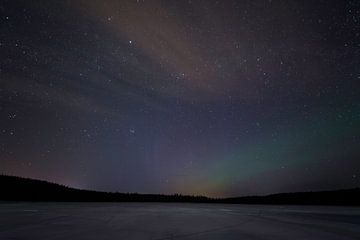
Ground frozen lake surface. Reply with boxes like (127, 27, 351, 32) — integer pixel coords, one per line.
(0, 202, 359, 239)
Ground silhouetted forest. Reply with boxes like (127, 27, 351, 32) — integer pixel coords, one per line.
(0, 175, 211, 203)
(1, 175, 359, 205)
(222, 189, 360, 206)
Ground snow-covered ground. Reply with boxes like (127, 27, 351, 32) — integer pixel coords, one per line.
(0, 202, 359, 239)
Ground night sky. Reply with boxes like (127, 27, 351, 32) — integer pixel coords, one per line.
(1, 0, 359, 197)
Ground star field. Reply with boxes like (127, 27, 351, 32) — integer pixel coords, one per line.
(1, 0, 359, 197)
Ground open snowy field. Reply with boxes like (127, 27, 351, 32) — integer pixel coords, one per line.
(0, 203, 359, 240)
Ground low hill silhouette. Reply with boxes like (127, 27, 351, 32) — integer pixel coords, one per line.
(0, 175, 211, 203)
(222, 189, 360, 206)
(1, 175, 359, 205)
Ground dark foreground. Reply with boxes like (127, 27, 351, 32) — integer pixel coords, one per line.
(0, 203, 360, 240)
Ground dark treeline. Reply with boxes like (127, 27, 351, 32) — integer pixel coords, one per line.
(222, 189, 360, 206)
(0, 175, 212, 203)
(1, 175, 359, 205)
